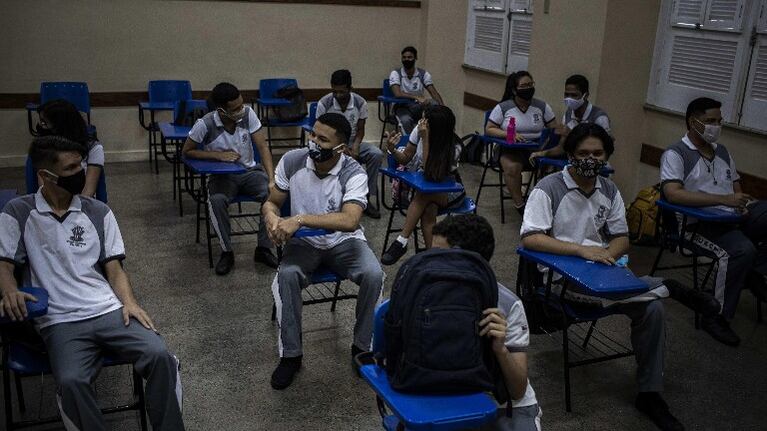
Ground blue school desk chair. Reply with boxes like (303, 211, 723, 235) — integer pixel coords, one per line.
(256, 78, 308, 151)
(139, 80, 193, 174)
(25, 157, 108, 204)
(376, 79, 411, 148)
(356, 300, 498, 431)
(27, 82, 97, 140)
(1, 287, 148, 430)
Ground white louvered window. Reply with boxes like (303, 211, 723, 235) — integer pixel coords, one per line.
(465, 0, 533, 74)
(648, 0, 766, 132)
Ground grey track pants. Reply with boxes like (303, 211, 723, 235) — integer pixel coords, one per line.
(358, 142, 383, 198)
(39, 308, 184, 431)
(272, 238, 385, 357)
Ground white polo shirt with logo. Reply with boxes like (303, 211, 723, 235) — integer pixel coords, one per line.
(0, 192, 125, 328)
(489, 98, 556, 141)
(188, 106, 263, 169)
(275, 149, 368, 249)
(561, 102, 611, 133)
(660, 134, 740, 213)
(316, 92, 369, 144)
(389, 67, 434, 97)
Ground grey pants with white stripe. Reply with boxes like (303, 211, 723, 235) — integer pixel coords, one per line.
(208, 167, 272, 252)
(39, 309, 184, 430)
(687, 201, 767, 320)
(272, 238, 384, 357)
(617, 300, 666, 392)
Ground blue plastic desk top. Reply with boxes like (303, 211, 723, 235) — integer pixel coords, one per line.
(25, 102, 39, 111)
(139, 101, 176, 111)
(517, 247, 648, 296)
(360, 364, 497, 431)
(483, 136, 541, 150)
(158, 122, 192, 141)
(379, 170, 464, 194)
(256, 97, 292, 106)
(181, 156, 246, 175)
(377, 95, 412, 104)
(656, 199, 742, 223)
(0, 287, 49, 324)
(0, 189, 17, 210)
(294, 227, 332, 238)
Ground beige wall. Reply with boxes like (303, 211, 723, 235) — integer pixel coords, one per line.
(0, 0, 423, 166)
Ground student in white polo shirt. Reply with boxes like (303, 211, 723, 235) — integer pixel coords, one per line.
(485, 71, 557, 215)
(430, 214, 542, 431)
(182, 82, 278, 275)
(661, 97, 767, 347)
(529, 74, 611, 162)
(389, 46, 444, 134)
(262, 113, 384, 390)
(0, 136, 184, 430)
(316, 69, 383, 219)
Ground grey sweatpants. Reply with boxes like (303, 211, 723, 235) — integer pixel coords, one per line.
(615, 300, 666, 393)
(272, 238, 385, 357)
(39, 308, 184, 431)
(687, 200, 767, 319)
(358, 142, 383, 198)
(208, 167, 272, 252)
(481, 404, 542, 431)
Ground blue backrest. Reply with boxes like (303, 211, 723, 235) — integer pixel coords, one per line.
(40, 82, 90, 114)
(539, 128, 560, 149)
(483, 110, 492, 129)
(148, 80, 192, 103)
(259, 78, 298, 99)
(172, 99, 209, 126)
(382, 79, 394, 98)
(372, 300, 390, 355)
(307, 101, 318, 126)
(26, 157, 107, 203)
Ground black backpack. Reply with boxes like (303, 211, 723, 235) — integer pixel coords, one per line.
(383, 248, 505, 397)
(459, 133, 484, 165)
(173, 100, 208, 127)
(271, 83, 308, 123)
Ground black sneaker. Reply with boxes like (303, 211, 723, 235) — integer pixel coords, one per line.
(254, 247, 279, 269)
(635, 392, 684, 431)
(364, 204, 381, 219)
(215, 251, 234, 276)
(382, 241, 407, 265)
(748, 271, 767, 302)
(701, 315, 740, 347)
(270, 356, 302, 390)
(664, 278, 721, 317)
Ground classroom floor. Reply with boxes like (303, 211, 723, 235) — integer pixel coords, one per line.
(0, 149, 765, 431)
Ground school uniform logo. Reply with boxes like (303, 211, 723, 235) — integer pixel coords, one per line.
(594, 205, 608, 225)
(327, 198, 338, 213)
(533, 113, 541, 123)
(726, 169, 732, 180)
(68, 225, 86, 248)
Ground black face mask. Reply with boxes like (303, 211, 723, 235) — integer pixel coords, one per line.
(45, 169, 86, 196)
(36, 124, 55, 136)
(515, 87, 535, 101)
(307, 140, 343, 163)
(569, 157, 606, 179)
(402, 60, 416, 69)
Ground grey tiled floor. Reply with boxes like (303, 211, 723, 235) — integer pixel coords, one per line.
(0, 153, 765, 430)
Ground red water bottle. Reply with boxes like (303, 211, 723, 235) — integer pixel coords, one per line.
(506, 117, 516, 145)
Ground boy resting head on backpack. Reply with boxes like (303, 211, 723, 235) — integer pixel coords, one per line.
(432, 214, 542, 431)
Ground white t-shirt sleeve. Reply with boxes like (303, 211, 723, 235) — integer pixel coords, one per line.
(275, 157, 290, 192)
(604, 190, 629, 238)
(660, 150, 685, 184)
(101, 210, 126, 263)
(0, 209, 25, 265)
(87, 142, 105, 167)
(388, 70, 401, 86)
(520, 188, 553, 238)
(315, 99, 327, 117)
(543, 103, 556, 124)
(248, 107, 262, 134)
(187, 118, 208, 145)
(488, 104, 504, 126)
(408, 127, 420, 146)
(359, 99, 369, 121)
(342, 172, 368, 208)
(505, 299, 530, 352)
(422, 70, 434, 87)
(595, 115, 611, 133)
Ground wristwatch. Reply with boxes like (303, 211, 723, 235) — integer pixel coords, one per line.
(296, 216, 303, 227)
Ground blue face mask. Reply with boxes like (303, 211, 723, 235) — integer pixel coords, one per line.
(307, 140, 344, 163)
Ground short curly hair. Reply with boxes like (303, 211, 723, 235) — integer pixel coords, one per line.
(432, 214, 495, 262)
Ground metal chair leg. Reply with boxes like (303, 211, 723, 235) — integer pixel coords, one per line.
(563, 323, 572, 412)
(382, 204, 398, 254)
(133, 369, 148, 431)
(3, 343, 15, 431)
(330, 281, 342, 312)
(499, 169, 506, 224)
(582, 321, 596, 349)
(14, 373, 25, 413)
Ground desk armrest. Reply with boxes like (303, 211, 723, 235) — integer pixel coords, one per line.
(0, 287, 49, 324)
(256, 98, 292, 106)
(294, 227, 332, 238)
(377, 96, 411, 104)
(656, 199, 742, 223)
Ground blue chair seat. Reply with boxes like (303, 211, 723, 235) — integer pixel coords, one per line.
(438, 197, 476, 216)
(7, 341, 130, 376)
(360, 364, 497, 431)
(311, 267, 342, 284)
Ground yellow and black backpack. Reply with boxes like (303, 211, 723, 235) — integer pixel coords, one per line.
(626, 184, 661, 245)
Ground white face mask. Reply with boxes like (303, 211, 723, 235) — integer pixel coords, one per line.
(564, 96, 585, 111)
(695, 119, 722, 144)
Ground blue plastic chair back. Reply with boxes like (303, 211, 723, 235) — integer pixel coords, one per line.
(259, 78, 298, 99)
(25, 157, 108, 203)
(539, 127, 560, 149)
(172, 99, 209, 126)
(483, 110, 492, 129)
(40, 82, 90, 114)
(382, 79, 395, 98)
(372, 300, 390, 355)
(148, 80, 192, 103)
(307, 101, 318, 126)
